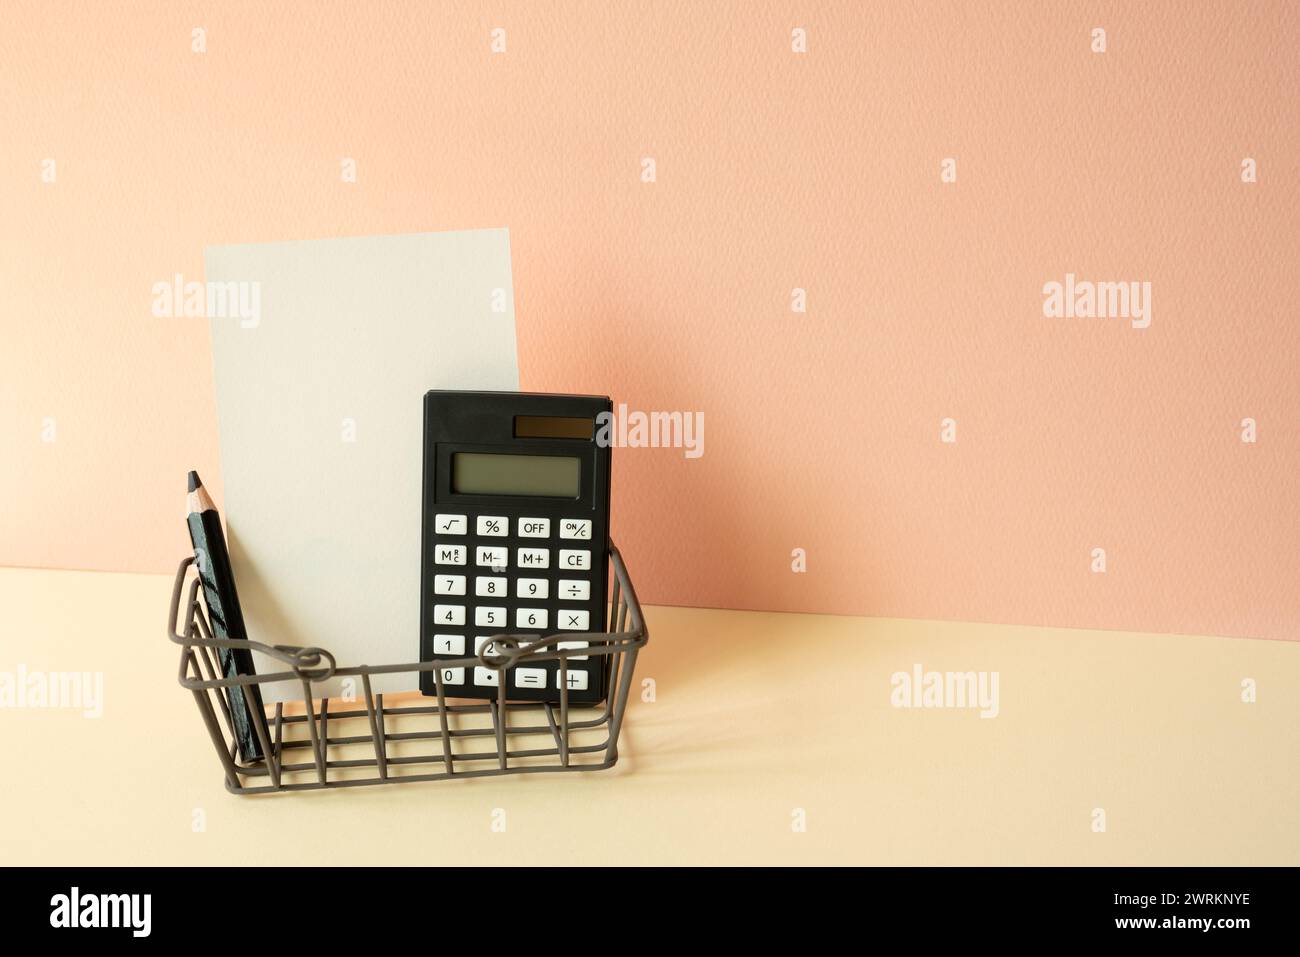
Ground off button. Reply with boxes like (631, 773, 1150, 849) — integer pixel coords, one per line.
(518, 517, 550, 538)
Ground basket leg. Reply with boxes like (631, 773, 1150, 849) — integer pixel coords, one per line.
(299, 679, 327, 785)
(433, 668, 454, 775)
(188, 669, 241, 791)
(492, 681, 508, 770)
(362, 675, 388, 780)
(604, 645, 640, 765)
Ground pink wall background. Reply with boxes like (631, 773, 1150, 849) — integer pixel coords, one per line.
(2, 2, 1297, 640)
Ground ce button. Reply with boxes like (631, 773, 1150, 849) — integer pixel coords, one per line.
(559, 549, 591, 570)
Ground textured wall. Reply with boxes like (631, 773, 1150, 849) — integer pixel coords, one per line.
(1, 2, 1296, 639)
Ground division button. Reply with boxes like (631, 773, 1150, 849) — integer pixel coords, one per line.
(558, 579, 589, 601)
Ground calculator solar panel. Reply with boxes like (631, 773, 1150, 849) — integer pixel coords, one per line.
(419, 391, 612, 705)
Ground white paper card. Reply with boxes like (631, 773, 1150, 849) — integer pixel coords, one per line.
(205, 229, 519, 703)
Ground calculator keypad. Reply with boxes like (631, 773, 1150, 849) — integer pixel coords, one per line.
(425, 512, 604, 703)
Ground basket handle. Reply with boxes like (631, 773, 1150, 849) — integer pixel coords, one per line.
(167, 557, 338, 680)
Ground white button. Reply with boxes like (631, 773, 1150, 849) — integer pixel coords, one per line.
(514, 667, 547, 689)
(559, 610, 590, 631)
(516, 577, 549, 599)
(559, 519, 592, 540)
(437, 666, 465, 686)
(473, 666, 500, 686)
(434, 544, 466, 565)
(560, 549, 591, 570)
(474, 635, 505, 656)
(515, 608, 548, 630)
(516, 547, 550, 569)
(557, 639, 589, 661)
(476, 546, 508, 568)
(558, 579, 589, 601)
(476, 515, 508, 537)
(555, 669, 589, 691)
(434, 575, 466, 596)
(434, 514, 467, 535)
(433, 634, 464, 655)
(434, 604, 465, 626)
(475, 606, 506, 628)
(518, 517, 550, 538)
(475, 575, 507, 597)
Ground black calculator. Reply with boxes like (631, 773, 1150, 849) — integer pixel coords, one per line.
(419, 391, 612, 705)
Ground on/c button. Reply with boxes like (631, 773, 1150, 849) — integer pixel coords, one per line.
(559, 519, 592, 540)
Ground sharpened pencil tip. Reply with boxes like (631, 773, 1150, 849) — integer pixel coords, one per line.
(188, 470, 202, 492)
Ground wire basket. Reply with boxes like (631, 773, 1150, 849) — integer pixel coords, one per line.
(167, 543, 648, 794)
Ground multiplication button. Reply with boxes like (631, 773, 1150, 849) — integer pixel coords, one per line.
(558, 579, 589, 601)
(559, 610, 590, 631)
(559, 519, 592, 540)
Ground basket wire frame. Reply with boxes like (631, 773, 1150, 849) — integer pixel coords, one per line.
(168, 543, 648, 793)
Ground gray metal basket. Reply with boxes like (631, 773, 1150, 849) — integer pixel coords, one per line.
(167, 543, 648, 793)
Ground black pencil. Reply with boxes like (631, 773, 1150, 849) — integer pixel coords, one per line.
(186, 470, 264, 763)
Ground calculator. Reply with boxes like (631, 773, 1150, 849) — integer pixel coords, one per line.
(419, 391, 613, 705)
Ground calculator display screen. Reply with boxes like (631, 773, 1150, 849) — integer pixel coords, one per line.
(451, 452, 581, 498)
